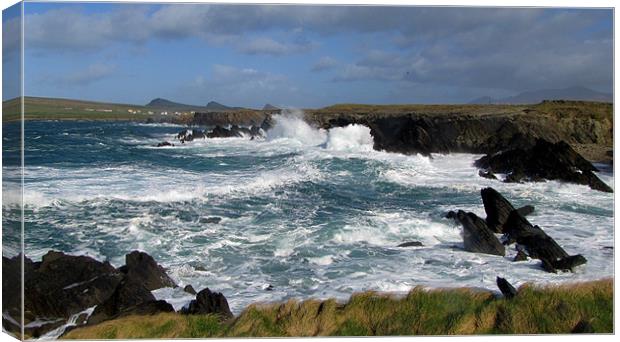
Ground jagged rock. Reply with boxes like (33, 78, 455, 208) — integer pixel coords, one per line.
(22, 251, 123, 321)
(541, 258, 558, 273)
(260, 115, 275, 131)
(87, 279, 173, 325)
(156, 141, 174, 147)
(207, 125, 243, 138)
(516, 205, 535, 217)
(496, 277, 518, 299)
(475, 139, 612, 193)
(397, 241, 424, 247)
(550, 254, 588, 272)
(183, 285, 197, 295)
(503, 211, 569, 262)
(120, 251, 177, 291)
(181, 288, 233, 319)
(456, 210, 505, 256)
(478, 169, 497, 179)
(481, 187, 517, 233)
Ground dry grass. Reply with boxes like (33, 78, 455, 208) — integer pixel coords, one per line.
(62, 278, 613, 339)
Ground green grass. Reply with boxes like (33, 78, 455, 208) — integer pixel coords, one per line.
(62, 279, 613, 339)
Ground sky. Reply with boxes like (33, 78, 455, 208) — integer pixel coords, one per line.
(2, 1, 614, 108)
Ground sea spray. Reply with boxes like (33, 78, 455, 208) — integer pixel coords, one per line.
(268, 109, 375, 152)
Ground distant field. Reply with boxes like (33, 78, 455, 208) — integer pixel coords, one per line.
(2, 97, 170, 122)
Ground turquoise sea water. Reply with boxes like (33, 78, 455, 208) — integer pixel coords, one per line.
(1, 115, 614, 313)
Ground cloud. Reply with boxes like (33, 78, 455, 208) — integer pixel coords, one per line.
(21, 4, 613, 100)
(238, 37, 313, 56)
(42, 63, 117, 87)
(311, 56, 337, 72)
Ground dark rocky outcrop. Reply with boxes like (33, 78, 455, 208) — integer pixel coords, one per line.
(475, 139, 612, 193)
(496, 277, 518, 299)
(397, 241, 424, 247)
(120, 251, 177, 291)
(3, 250, 181, 337)
(481, 187, 517, 233)
(550, 255, 588, 272)
(181, 288, 233, 320)
(503, 211, 569, 262)
(156, 141, 174, 147)
(87, 279, 173, 325)
(454, 210, 505, 256)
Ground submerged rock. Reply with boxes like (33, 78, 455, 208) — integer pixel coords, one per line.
(397, 241, 424, 247)
(156, 141, 174, 147)
(200, 216, 222, 224)
(181, 288, 233, 319)
(475, 139, 612, 193)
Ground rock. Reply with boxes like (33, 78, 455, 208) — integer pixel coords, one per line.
(496, 277, 518, 299)
(514, 250, 528, 262)
(181, 288, 233, 320)
(572, 319, 595, 333)
(21, 251, 123, 322)
(478, 169, 497, 179)
(183, 285, 197, 295)
(550, 254, 588, 272)
(121, 251, 177, 291)
(192, 129, 206, 139)
(540, 258, 557, 273)
(156, 141, 174, 147)
(260, 115, 275, 131)
(456, 210, 505, 256)
(264, 284, 274, 291)
(199, 216, 222, 224)
(3, 250, 179, 337)
(397, 241, 424, 247)
(516, 205, 535, 217)
(88, 279, 173, 325)
(503, 211, 569, 262)
(475, 139, 612, 193)
(207, 125, 242, 138)
(481, 187, 517, 233)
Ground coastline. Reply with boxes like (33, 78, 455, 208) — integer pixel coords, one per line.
(62, 278, 613, 338)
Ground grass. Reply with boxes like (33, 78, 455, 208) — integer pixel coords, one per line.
(62, 278, 613, 339)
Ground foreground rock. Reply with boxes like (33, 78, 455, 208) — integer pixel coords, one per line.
(2, 250, 181, 337)
(496, 277, 518, 299)
(181, 288, 233, 320)
(87, 279, 174, 325)
(475, 139, 612, 192)
(480, 187, 535, 233)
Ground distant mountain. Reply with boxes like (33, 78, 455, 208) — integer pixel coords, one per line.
(469, 86, 612, 104)
(206, 101, 244, 111)
(145, 98, 200, 109)
(468, 96, 496, 105)
(262, 103, 280, 110)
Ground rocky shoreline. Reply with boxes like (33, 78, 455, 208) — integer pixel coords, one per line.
(1, 188, 600, 338)
(157, 101, 612, 193)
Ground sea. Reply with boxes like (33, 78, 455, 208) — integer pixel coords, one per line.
(1, 111, 615, 316)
